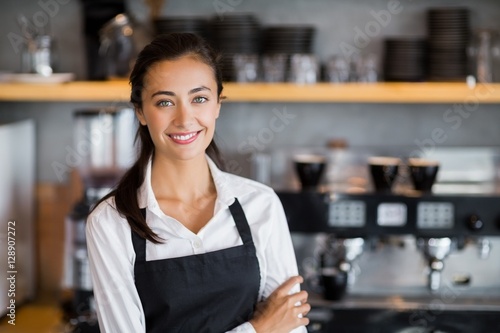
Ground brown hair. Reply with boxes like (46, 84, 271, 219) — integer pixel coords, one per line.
(93, 33, 225, 243)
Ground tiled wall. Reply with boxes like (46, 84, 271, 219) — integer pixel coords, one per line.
(1, 0, 499, 182)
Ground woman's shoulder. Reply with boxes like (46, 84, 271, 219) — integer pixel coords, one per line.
(220, 171, 284, 214)
(88, 195, 116, 219)
(223, 171, 277, 197)
(86, 196, 129, 231)
(85, 195, 135, 264)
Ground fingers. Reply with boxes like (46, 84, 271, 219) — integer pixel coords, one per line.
(294, 302, 311, 317)
(290, 293, 310, 319)
(299, 316, 310, 327)
(252, 277, 311, 332)
(294, 303, 311, 328)
(273, 276, 303, 298)
(289, 290, 308, 304)
(270, 276, 308, 303)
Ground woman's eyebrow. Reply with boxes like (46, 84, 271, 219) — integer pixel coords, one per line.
(151, 90, 175, 98)
(189, 86, 211, 94)
(151, 86, 211, 98)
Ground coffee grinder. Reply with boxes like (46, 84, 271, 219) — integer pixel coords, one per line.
(62, 107, 136, 332)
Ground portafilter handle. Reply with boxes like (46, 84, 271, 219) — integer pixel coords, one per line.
(335, 237, 365, 285)
(343, 237, 365, 262)
(417, 237, 454, 292)
(428, 258, 445, 292)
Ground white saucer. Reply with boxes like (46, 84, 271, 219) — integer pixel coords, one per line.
(9, 73, 75, 84)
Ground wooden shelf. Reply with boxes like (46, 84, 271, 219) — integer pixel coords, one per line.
(1, 81, 500, 103)
(0, 81, 132, 103)
(225, 82, 500, 103)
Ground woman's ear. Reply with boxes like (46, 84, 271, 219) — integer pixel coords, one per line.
(216, 94, 225, 119)
(215, 101, 221, 119)
(135, 107, 147, 126)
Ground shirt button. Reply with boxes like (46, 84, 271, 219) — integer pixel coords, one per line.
(193, 240, 202, 249)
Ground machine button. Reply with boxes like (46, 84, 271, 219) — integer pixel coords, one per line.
(467, 214, 484, 231)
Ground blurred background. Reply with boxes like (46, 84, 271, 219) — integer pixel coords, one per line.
(1, 0, 500, 332)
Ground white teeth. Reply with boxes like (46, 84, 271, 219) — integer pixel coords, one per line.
(170, 132, 197, 141)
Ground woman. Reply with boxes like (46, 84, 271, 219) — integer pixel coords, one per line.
(86, 33, 310, 333)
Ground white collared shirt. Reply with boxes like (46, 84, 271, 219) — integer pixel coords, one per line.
(86, 156, 307, 333)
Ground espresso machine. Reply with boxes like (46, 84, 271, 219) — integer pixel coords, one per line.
(62, 107, 136, 332)
(270, 146, 500, 333)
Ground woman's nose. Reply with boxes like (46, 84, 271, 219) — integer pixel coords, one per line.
(173, 103, 193, 128)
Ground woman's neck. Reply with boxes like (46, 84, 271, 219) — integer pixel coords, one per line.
(150, 153, 216, 203)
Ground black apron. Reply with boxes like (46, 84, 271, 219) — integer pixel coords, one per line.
(131, 198, 261, 333)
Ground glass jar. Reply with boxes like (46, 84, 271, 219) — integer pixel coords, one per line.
(468, 29, 500, 83)
(21, 35, 57, 75)
(99, 14, 151, 80)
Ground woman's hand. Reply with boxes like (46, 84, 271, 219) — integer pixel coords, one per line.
(250, 276, 310, 333)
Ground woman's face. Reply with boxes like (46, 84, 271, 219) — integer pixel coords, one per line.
(137, 56, 221, 162)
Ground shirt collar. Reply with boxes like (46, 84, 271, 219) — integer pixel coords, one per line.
(137, 155, 256, 210)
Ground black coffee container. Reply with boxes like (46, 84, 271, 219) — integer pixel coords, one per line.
(320, 250, 348, 301)
(293, 154, 326, 191)
(81, 0, 125, 80)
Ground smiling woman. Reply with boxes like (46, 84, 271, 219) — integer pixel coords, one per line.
(137, 57, 221, 164)
(85, 33, 310, 333)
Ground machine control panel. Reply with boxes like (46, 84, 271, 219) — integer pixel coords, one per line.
(276, 191, 500, 236)
(377, 203, 407, 227)
(329, 201, 366, 227)
(416, 202, 454, 229)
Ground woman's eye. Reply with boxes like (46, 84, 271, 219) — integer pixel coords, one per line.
(193, 96, 208, 103)
(157, 100, 173, 107)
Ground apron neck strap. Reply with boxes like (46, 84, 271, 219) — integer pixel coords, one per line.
(131, 208, 148, 263)
(228, 198, 253, 245)
(131, 198, 254, 264)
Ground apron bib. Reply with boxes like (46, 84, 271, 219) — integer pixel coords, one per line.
(131, 198, 261, 332)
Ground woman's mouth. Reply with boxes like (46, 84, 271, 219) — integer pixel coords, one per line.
(168, 131, 201, 144)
